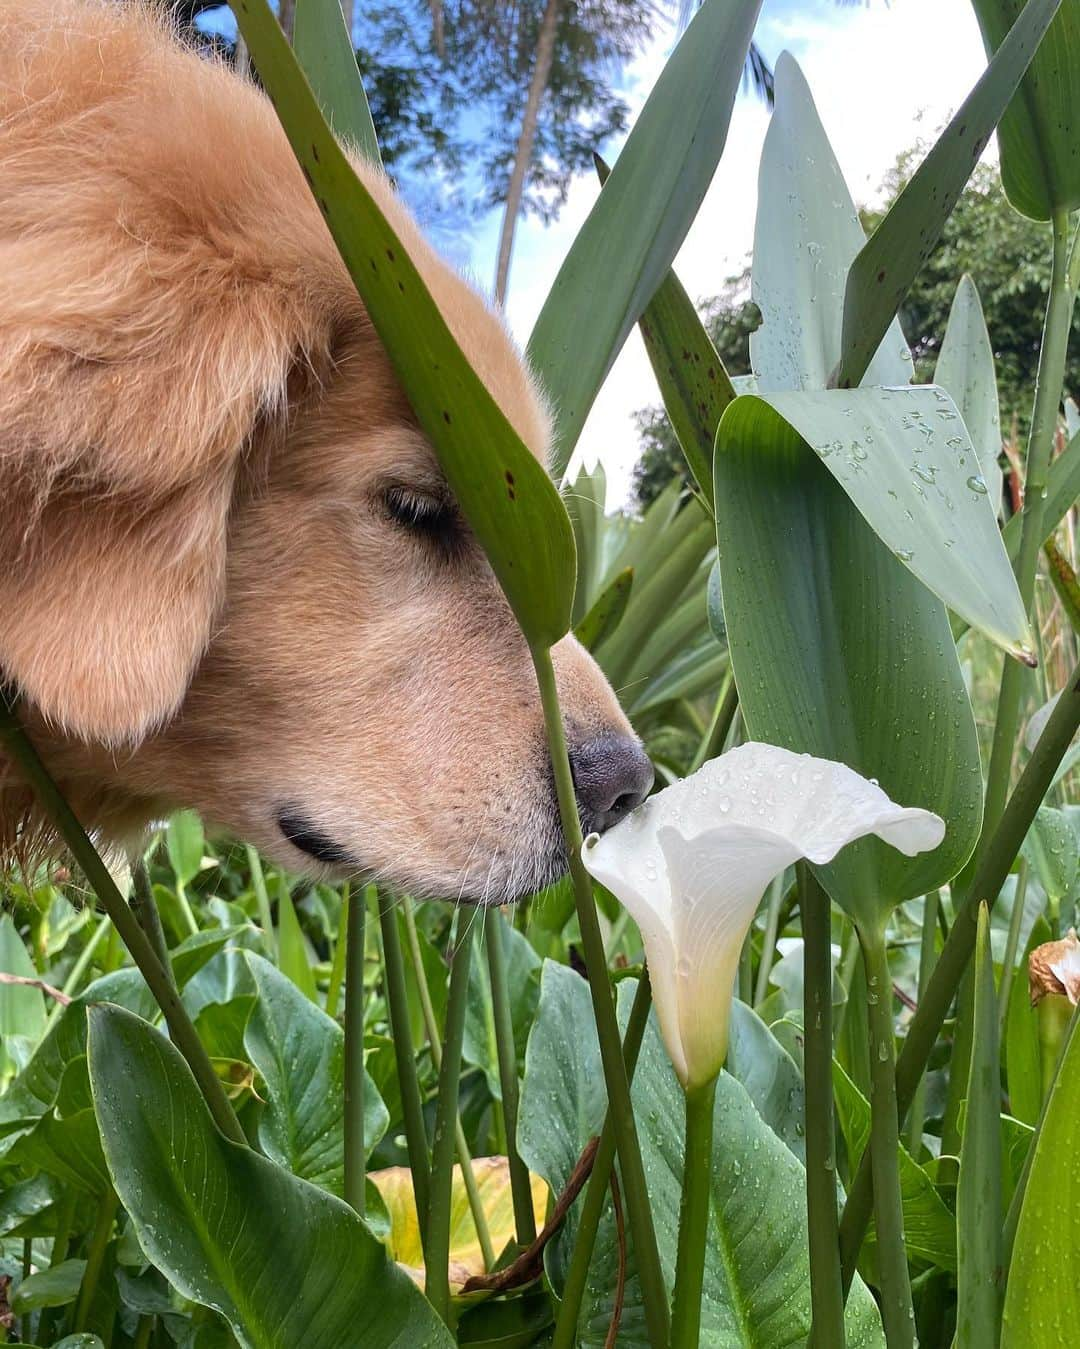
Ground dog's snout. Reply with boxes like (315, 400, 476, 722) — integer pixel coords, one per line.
(570, 734, 654, 834)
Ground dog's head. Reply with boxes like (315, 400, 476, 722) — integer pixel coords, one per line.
(0, 0, 651, 902)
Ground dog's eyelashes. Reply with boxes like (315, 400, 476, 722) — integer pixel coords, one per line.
(382, 485, 459, 543)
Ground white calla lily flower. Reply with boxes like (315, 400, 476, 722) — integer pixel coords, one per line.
(582, 742, 945, 1089)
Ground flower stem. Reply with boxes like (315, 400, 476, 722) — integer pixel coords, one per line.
(800, 865, 845, 1348)
(46, 915, 112, 1026)
(425, 907, 477, 1327)
(859, 924, 913, 1349)
(0, 690, 247, 1146)
(983, 208, 1077, 844)
(73, 1188, 118, 1332)
(671, 1076, 718, 1349)
(36, 1187, 78, 1344)
(343, 882, 369, 1216)
(401, 897, 494, 1270)
(552, 969, 653, 1349)
(325, 882, 350, 1020)
(485, 906, 537, 1246)
(906, 890, 940, 1155)
(532, 646, 670, 1349)
(377, 897, 430, 1234)
(246, 844, 277, 959)
(838, 662, 1080, 1292)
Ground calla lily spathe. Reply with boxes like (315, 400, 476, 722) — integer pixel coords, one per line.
(582, 742, 945, 1088)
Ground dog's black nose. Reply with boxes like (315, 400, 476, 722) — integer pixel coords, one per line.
(570, 734, 654, 833)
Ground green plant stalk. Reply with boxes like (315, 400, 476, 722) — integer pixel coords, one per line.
(753, 873, 786, 1009)
(800, 865, 845, 1349)
(860, 925, 914, 1349)
(46, 914, 112, 1027)
(671, 1075, 718, 1349)
(134, 1314, 154, 1349)
(324, 882, 350, 1020)
(376, 898, 430, 1234)
(940, 964, 975, 1169)
(425, 908, 477, 1328)
(130, 856, 174, 988)
(552, 969, 653, 1349)
(36, 1188, 78, 1344)
(73, 1188, 118, 1332)
(532, 645, 670, 1349)
(245, 843, 276, 960)
(906, 890, 940, 1155)
(838, 659, 1080, 1293)
(0, 692, 247, 1146)
(689, 672, 739, 773)
(343, 882, 368, 1217)
(997, 859, 1030, 1037)
(982, 208, 1077, 844)
(485, 906, 537, 1246)
(19, 1235, 32, 1345)
(401, 896, 494, 1270)
(173, 875, 200, 938)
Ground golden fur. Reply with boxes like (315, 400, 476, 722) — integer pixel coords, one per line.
(0, 0, 636, 901)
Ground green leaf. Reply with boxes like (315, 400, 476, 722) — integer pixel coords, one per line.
(1023, 805, 1079, 907)
(243, 952, 388, 1196)
(171, 926, 260, 990)
(838, 0, 1063, 384)
(1003, 421, 1080, 566)
(633, 262, 735, 511)
(719, 387, 1031, 660)
(0, 912, 46, 1052)
(275, 876, 318, 1002)
(750, 53, 911, 394)
(0, 1174, 58, 1237)
(518, 963, 885, 1346)
(725, 999, 806, 1163)
(166, 810, 206, 888)
(573, 566, 634, 652)
(1002, 1011, 1080, 1345)
(832, 1062, 957, 1271)
(231, 0, 574, 650)
(10, 1258, 86, 1313)
(528, 0, 763, 477)
(713, 403, 983, 921)
(956, 904, 1003, 1343)
(970, 0, 1080, 220)
(935, 275, 1005, 514)
(293, 0, 379, 163)
(87, 1003, 453, 1349)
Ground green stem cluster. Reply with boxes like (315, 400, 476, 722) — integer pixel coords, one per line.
(532, 646, 670, 1349)
(342, 883, 369, 1216)
(425, 908, 477, 1327)
(671, 1077, 717, 1349)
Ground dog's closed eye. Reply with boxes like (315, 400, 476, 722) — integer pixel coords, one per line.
(381, 484, 462, 551)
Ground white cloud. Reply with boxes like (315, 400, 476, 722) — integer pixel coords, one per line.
(473, 0, 992, 508)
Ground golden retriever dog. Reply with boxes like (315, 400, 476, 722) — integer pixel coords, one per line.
(0, 0, 652, 902)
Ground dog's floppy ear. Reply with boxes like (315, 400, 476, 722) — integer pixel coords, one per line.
(0, 1, 341, 745)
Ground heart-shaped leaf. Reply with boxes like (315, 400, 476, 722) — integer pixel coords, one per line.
(87, 1003, 452, 1348)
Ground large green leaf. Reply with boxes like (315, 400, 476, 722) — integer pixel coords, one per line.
(231, 0, 574, 649)
(721, 388, 1031, 659)
(956, 904, 1003, 1343)
(1002, 1012, 1080, 1345)
(243, 954, 388, 1197)
(0, 912, 46, 1074)
(713, 407, 983, 920)
(1022, 805, 1079, 909)
(750, 53, 911, 395)
(293, 0, 379, 163)
(970, 0, 1080, 220)
(838, 0, 1063, 384)
(10, 1258, 86, 1314)
(528, 0, 763, 477)
(87, 1003, 452, 1349)
(518, 963, 885, 1346)
(935, 275, 1005, 514)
